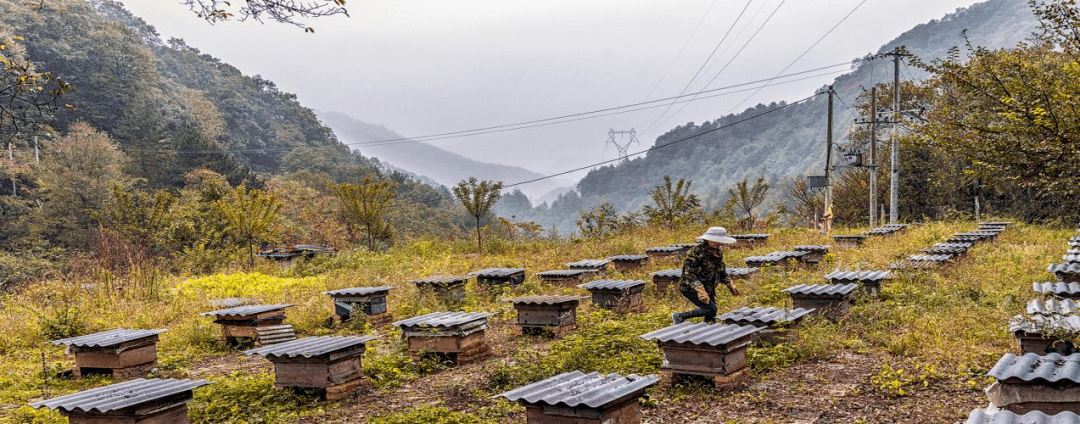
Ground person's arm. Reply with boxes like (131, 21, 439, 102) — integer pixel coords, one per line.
(717, 253, 739, 296)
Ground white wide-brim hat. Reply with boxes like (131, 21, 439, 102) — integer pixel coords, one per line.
(696, 226, 737, 244)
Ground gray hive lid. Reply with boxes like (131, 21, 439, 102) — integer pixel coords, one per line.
(718, 306, 815, 326)
(391, 311, 490, 329)
(920, 246, 967, 255)
(503, 295, 587, 305)
(1028, 298, 1080, 316)
(1071, 240, 1080, 248)
(980, 221, 1012, 226)
(323, 286, 394, 297)
(1034, 282, 1080, 296)
(50, 328, 168, 347)
(244, 335, 375, 358)
(905, 254, 955, 262)
(1070, 249, 1080, 255)
(824, 270, 892, 281)
(409, 275, 471, 285)
(1008, 314, 1080, 334)
(1066, 254, 1080, 264)
(645, 245, 686, 253)
(208, 298, 258, 308)
(493, 370, 658, 409)
(727, 267, 759, 276)
(988, 352, 1080, 384)
(731, 234, 770, 239)
(200, 303, 294, 318)
(640, 322, 760, 346)
(650, 269, 682, 278)
(1049, 263, 1080, 275)
(537, 269, 592, 278)
(889, 261, 938, 271)
(934, 242, 974, 249)
(965, 409, 1080, 424)
(470, 268, 526, 277)
(783, 283, 859, 296)
(577, 280, 646, 291)
(606, 254, 649, 262)
(955, 231, 998, 237)
(793, 245, 830, 252)
(30, 378, 210, 413)
(566, 259, 611, 268)
(831, 234, 866, 240)
(672, 243, 698, 248)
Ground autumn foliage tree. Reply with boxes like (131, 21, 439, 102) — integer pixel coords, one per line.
(333, 177, 396, 251)
(216, 185, 281, 267)
(724, 177, 769, 230)
(642, 176, 701, 229)
(452, 177, 502, 253)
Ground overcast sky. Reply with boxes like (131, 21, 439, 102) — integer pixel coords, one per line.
(122, 0, 985, 187)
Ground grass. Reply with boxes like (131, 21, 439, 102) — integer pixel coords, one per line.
(0, 220, 1072, 422)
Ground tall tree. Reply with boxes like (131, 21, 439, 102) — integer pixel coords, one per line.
(725, 177, 769, 230)
(642, 176, 701, 229)
(452, 177, 502, 253)
(216, 185, 281, 267)
(333, 177, 396, 251)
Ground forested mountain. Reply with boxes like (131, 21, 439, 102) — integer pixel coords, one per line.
(571, 0, 1037, 216)
(318, 111, 564, 199)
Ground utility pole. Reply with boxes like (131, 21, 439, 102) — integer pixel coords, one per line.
(869, 87, 877, 228)
(824, 86, 834, 233)
(889, 49, 901, 224)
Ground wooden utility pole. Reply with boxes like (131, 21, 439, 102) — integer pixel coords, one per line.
(824, 85, 834, 233)
(869, 87, 877, 228)
(890, 49, 901, 224)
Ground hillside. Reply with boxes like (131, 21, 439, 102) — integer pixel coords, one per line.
(318, 111, 564, 200)
(572, 0, 1037, 214)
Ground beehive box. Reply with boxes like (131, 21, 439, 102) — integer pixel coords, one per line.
(831, 235, 866, 248)
(730, 234, 770, 248)
(323, 286, 394, 325)
(650, 269, 681, 292)
(29, 378, 210, 424)
(606, 255, 650, 272)
(50, 329, 167, 379)
(986, 353, 1080, 415)
(577, 280, 645, 313)
(566, 259, 611, 276)
(644, 245, 691, 262)
(783, 283, 858, 321)
(409, 275, 470, 302)
(640, 322, 760, 387)
(470, 267, 527, 286)
(504, 295, 586, 335)
(727, 267, 760, 281)
(792, 245, 830, 265)
(1049, 263, 1080, 283)
(1009, 314, 1080, 355)
(824, 270, 891, 296)
(536, 269, 594, 286)
(493, 370, 659, 424)
(245, 335, 375, 400)
(200, 304, 293, 345)
(392, 312, 491, 364)
(1033, 282, 1080, 299)
(718, 307, 814, 344)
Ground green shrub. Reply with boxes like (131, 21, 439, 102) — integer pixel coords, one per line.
(368, 405, 485, 424)
(187, 372, 323, 423)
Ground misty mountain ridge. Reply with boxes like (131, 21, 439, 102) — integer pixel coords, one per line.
(318, 110, 564, 200)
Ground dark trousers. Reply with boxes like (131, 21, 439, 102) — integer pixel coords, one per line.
(677, 287, 717, 323)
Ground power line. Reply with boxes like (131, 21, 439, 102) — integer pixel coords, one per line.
(393, 93, 823, 208)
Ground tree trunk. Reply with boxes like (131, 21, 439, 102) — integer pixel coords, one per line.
(475, 216, 482, 253)
(248, 239, 255, 268)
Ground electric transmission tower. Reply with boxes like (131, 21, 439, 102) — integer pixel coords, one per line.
(606, 128, 640, 162)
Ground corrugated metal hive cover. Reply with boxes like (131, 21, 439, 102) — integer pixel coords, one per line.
(793, 245, 830, 252)
(905, 254, 955, 262)
(470, 268, 526, 277)
(323, 286, 394, 297)
(645, 245, 685, 253)
(1027, 298, 1079, 315)
(831, 235, 866, 240)
(783, 283, 859, 296)
(1066, 254, 1080, 264)
(577, 280, 645, 291)
(1034, 282, 1080, 296)
(244, 335, 375, 358)
(727, 267, 759, 276)
(29, 378, 210, 413)
(824, 270, 892, 281)
(934, 242, 974, 249)
(640, 322, 760, 346)
(920, 246, 967, 255)
(1008, 314, 1080, 334)
(651, 269, 682, 278)
(200, 303, 294, 318)
(409, 275, 471, 285)
(1049, 263, 1080, 274)
(537, 269, 591, 278)
(988, 352, 1080, 383)
(566, 259, 611, 268)
(965, 409, 1080, 424)
(493, 370, 659, 409)
(208, 298, 258, 308)
(732, 234, 770, 239)
(503, 295, 587, 305)
(391, 311, 490, 329)
(50, 328, 167, 347)
(718, 306, 815, 326)
(606, 255, 649, 262)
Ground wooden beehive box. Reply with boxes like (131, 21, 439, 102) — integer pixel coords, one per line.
(650, 269, 681, 292)
(726, 267, 760, 281)
(966, 409, 1080, 423)
(1033, 282, 1080, 300)
(536, 269, 593, 286)
(824, 270, 892, 297)
(830, 235, 866, 248)
(567, 259, 611, 277)
(606, 255, 650, 272)
(1009, 314, 1080, 355)
(504, 295, 586, 336)
(323, 286, 394, 325)
(494, 370, 659, 424)
(744, 251, 809, 270)
(986, 352, 1080, 415)
(245, 335, 375, 400)
(30, 378, 210, 424)
(644, 245, 691, 262)
(792, 245, 830, 265)
(1049, 263, 1080, 283)
(718, 306, 814, 344)
(410, 275, 470, 303)
(577, 280, 645, 313)
(731, 234, 770, 249)
(50, 328, 167, 379)
(783, 284, 857, 321)
(640, 322, 761, 387)
(200, 304, 294, 345)
(392, 312, 491, 364)
(470, 267, 526, 286)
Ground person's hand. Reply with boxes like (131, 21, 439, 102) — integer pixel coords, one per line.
(694, 285, 709, 303)
(726, 282, 740, 296)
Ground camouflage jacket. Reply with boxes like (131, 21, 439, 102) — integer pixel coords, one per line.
(677, 242, 729, 292)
